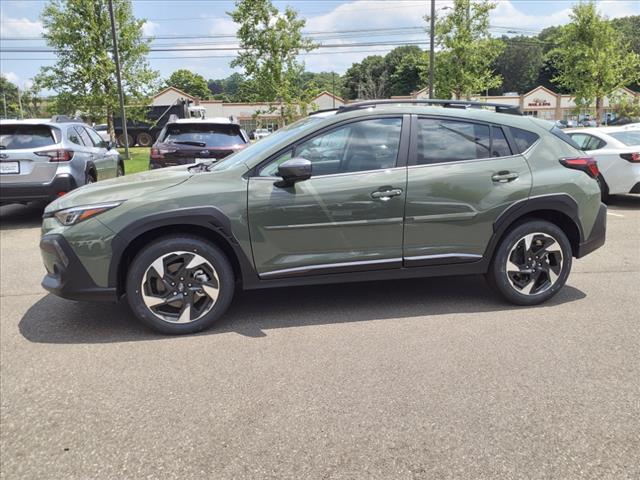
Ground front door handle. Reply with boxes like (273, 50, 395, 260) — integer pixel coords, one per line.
(371, 188, 403, 201)
(491, 171, 519, 183)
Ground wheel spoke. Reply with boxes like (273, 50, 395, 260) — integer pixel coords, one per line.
(506, 258, 522, 273)
(143, 292, 179, 308)
(150, 256, 165, 278)
(201, 282, 219, 302)
(186, 253, 207, 270)
(523, 233, 535, 252)
(177, 302, 192, 323)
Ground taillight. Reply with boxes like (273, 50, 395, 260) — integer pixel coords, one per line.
(150, 147, 163, 160)
(620, 152, 640, 163)
(559, 157, 600, 179)
(35, 149, 74, 162)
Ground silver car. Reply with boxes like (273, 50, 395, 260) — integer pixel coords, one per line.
(0, 116, 123, 205)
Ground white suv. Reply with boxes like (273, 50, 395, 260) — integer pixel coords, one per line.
(0, 117, 124, 205)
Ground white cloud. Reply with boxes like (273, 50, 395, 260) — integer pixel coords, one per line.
(2, 71, 20, 85)
(0, 16, 43, 37)
(142, 20, 159, 37)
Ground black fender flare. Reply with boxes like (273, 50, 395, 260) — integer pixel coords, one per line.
(107, 206, 257, 293)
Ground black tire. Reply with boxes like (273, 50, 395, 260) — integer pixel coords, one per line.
(117, 133, 134, 148)
(136, 132, 154, 147)
(85, 170, 96, 185)
(116, 162, 125, 177)
(126, 235, 235, 334)
(486, 220, 572, 306)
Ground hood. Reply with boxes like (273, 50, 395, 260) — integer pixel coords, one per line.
(46, 166, 192, 213)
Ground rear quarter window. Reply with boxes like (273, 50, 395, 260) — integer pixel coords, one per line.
(0, 125, 57, 150)
(550, 126, 581, 150)
(511, 127, 540, 153)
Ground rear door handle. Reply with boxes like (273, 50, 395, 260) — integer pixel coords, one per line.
(371, 188, 403, 201)
(491, 171, 519, 183)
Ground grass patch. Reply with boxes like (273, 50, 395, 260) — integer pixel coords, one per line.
(122, 147, 150, 174)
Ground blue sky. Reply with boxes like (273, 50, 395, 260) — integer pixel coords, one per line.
(1, 0, 639, 89)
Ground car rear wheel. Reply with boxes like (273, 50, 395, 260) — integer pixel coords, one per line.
(487, 220, 572, 306)
(117, 133, 134, 148)
(136, 132, 154, 147)
(126, 236, 235, 334)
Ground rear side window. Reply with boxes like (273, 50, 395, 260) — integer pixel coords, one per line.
(491, 127, 512, 157)
(549, 126, 580, 150)
(67, 128, 83, 145)
(160, 123, 246, 148)
(0, 125, 56, 150)
(511, 127, 540, 152)
(75, 126, 92, 147)
(416, 118, 493, 164)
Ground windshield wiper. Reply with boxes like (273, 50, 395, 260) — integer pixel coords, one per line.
(172, 141, 206, 147)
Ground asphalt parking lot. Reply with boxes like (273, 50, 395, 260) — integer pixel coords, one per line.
(1, 196, 639, 479)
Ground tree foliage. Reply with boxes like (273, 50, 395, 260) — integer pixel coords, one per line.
(229, 0, 316, 123)
(549, 2, 640, 121)
(430, 0, 504, 99)
(36, 0, 158, 137)
(166, 69, 210, 99)
(491, 36, 543, 95)
(0, 76, 21, 119)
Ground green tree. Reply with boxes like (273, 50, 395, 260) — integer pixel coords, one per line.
(0, 75, 21, 118)
(549, 2, 640, 122)
(166, 69, 210, 100)
(36, 0, 158, 139)
(491, 35, 543, 95)
(299, 71, 344, 98)
(229, 0, 316, 124)
(429, 0, 504, 99)
(342, 55, 389, 99)
(389, 51, 429, 96)
(609, 15, 640, 91)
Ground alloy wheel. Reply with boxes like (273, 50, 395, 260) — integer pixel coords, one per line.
(141, 251, 220, 323)
(505, 232, 563, 295)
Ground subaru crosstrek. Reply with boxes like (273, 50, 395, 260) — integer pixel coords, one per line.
(39, 100, 606, 334)
(1, 117, 123, 205)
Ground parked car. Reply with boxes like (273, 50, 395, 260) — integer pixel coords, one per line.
(566, 126, 640, 199)
(253, 128, 271, 141)
(94, 124, 110, 142)
(606, 116, 639, 126)
(40, 99, 606, 334)
(0, 117, 124, 205)
(578, 118, 597, 128)
(149, 117, 249, 169)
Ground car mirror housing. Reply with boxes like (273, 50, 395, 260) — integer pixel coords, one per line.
(275, 158, 312, 188)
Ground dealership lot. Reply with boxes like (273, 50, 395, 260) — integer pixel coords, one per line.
(1, 197, 639, 479)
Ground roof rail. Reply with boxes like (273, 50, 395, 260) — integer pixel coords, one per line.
(336, 99, 522, 116)
(50, 115, 83, 123)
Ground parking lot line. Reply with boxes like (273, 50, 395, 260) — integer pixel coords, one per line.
(606, 211, 625, 217)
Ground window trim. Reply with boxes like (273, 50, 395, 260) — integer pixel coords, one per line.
(408, 114, 517, 167)
(248, 114, 410, 178)
(83, 126, 105, 147)
(73, 126, 89, 147)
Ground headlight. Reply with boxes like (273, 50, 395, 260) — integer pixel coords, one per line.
(54, 202, 122, 226)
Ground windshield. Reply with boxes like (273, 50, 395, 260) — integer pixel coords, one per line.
(161, 123, 245, 148)
(208, 115, 329, 172)
(609, 131, 640, 146)
(0, 125, 56, 150)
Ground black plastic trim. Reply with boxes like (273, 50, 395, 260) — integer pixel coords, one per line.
(259, 258, 402, 279)
(40, 234, 118, 302)
(576, 203, 606, 258)
(0, 174, 77, 204)
(630, 182, 640, 194)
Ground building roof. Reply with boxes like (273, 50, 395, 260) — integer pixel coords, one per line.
(153, 86, 197, 101)
(313, 90, 346, 104)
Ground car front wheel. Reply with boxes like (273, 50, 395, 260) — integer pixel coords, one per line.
(487, 220, 572, 306)
(126, 236, 235, 334)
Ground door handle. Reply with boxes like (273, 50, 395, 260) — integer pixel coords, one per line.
(371, 188, 402, 201)
(491, 171, 519, 183)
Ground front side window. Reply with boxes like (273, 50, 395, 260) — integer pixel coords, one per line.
(258, 150, 292, 177)
(292, 118, 403, 176)
(416, 119, 492, 164)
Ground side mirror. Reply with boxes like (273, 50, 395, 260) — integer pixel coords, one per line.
(102, 140, 116, 150)
(275, 158, 312, 187)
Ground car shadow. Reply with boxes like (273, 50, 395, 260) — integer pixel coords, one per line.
(0, 202, 45, 230)
(606, 194, 640, 210)
(19, 275, 587, 344)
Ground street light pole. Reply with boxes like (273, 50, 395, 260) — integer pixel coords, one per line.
(429, 0, 436, 99)
(108, 0, 130, 160)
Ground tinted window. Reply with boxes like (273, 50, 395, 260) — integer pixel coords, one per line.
(609, 131, 640, 146)
(512, 127, 540, 152)
(259, 149, 292, 177)
(84, 127, 105, 146)
(0, 125, 56, 150)
(76, 126, 92, 147)
(549, 126, 580, 150)
(294, 118, 402, 176)
(67, 128, 83, 145)
(491, 126, 512, 157)
(416, 119, 491, 164)
(161, 123, 246, 148)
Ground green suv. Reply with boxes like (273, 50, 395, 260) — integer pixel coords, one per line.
(40, 100, 606, 334)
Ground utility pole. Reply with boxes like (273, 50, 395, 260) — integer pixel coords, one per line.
(2, 93, 7, 118)
(429, 0, 436, 99)
(17, 87, 23, 119)
(108, 0, 130, 159)
(332, 72, 336, 108)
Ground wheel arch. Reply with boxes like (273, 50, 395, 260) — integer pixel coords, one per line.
(108, 207, 257, 298)
(488, 195, 583, 260)
(84, 161, 97, 181)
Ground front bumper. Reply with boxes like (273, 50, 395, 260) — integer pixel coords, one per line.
(40, 234, 118, 302)
(0, 174, 77, 205)
(576, 203, 606, 258)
